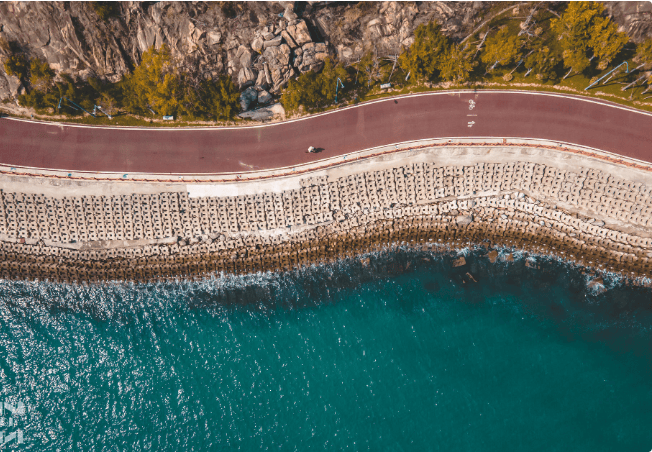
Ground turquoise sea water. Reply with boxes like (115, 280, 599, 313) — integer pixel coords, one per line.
(0, 249, 651, 451)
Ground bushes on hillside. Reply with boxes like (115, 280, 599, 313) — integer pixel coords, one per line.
(552, 1, 627, 78)
(90, 2, 120, 21)
(120, 44, 240, 120)
(3, 54, 28, 79)
(282, 58, 347, 112)
(398, 22, 449, 82)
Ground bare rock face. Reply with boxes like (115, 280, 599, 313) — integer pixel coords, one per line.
(0, 1, 493, 103)
(309, 1, 482, 65)
(604, 1, 652, 43)
(0, 68, 13, 100)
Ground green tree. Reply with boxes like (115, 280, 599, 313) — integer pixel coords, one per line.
(552, 1, 612, 79)
(281, 58, 347, 112)
(317, 58, 348, 103)
(124, 44, 180, 116)
(634, 39, 652, 70)
(399, 21, 449, 82)
(29, 58, 55, 91)
(524, 46, 557, 81)
(199, 75, 240, 120)
(589, 15, 628, 69)
(3, 53, 28, 79)
(96, 92, 119, 116)
(439, 43, 476, 83)
(357, 50, 382, 88)
(623, 39, 652, 92)
(481, 27, 522, 73)
(281, 76, 307, 113)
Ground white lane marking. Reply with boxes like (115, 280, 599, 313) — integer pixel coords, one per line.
(468, 121, 475, 128)
(469, 99, 476, 110)
(2, 137, 651, 176)
(3, 89, 652, 131)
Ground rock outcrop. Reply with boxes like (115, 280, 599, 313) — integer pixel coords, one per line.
(605, 1, 652, 43)
(2, 1, 650, 111)
(0, 1, 491, 105)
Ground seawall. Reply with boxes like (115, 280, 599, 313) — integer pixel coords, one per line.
(1, 140, 652, 283)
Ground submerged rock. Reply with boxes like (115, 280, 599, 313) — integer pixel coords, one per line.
(487, 250, 499, 263)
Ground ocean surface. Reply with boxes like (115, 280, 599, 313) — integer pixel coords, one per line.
(0, 248, 651, 451)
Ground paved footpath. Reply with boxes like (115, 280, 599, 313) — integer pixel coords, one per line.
(1, 91, 651, 174)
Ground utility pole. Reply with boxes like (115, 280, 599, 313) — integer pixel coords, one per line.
(335, 78, 345, 103)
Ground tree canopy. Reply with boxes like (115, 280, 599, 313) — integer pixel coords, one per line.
(198, 76, 240, 121)
(120, 44, 240, 120)
(481, 27, 523, 72)
(524, 46, 556, 81)
(398, 22, 449, 82)
(439, 43, 476, 83)
(123, 44, 179, 116)
(90, 2, 120, 21)
(29, 58, 55, 91)
(552, 2, 628, 77)
(634, 39, 652, 70)
(589, 15, 628, 69)
(282, 58, 347, 112)
(3, 53, 28, 79)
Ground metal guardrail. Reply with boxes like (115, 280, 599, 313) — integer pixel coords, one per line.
(585, 62, 629, 90)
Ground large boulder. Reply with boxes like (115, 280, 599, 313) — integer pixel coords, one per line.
(281, 30, 298, 49)
(263, 35, 283, 49)
(239, 48, 253, 68)
(251, 36, 264, 53)
(286, 20, 312, 46)
(254, 70, 268, 89)
(282, 5, 298, 22)
(296, 42, 329, 73)
(238, 86, 258, 111)
(237, 67, 256, 89)
(207, 31, 221, 46)
(263, 43, 291, 69)
(3, 73, 23, 98)
(257, 89, 273, 105)
(238, 103, 285, 121)
(238, 107, 274, 121)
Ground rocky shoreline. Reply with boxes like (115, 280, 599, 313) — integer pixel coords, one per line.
(1, 142, 652, 284)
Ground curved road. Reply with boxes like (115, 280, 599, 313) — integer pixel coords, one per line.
(1, 91, 651, 174)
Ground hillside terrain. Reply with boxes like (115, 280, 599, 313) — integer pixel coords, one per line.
(0, 1, 651, 122)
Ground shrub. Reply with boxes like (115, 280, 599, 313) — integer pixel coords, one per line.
(281, 58, 347, 112)
(399, 22, 449, 82)
(90, 2, 120, 21)
(3, 54, 28, 79)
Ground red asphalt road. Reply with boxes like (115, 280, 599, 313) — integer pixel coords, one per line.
(1, 91, 651, 174)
